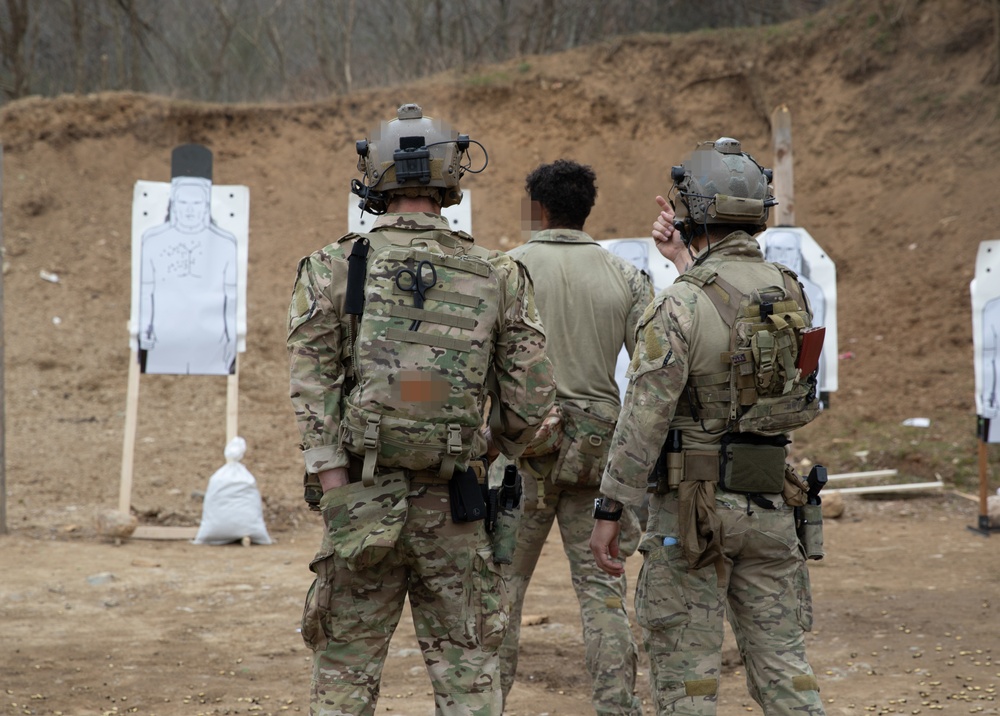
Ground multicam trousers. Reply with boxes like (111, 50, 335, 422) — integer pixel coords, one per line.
(302, 479, 507, 716)
(638, 490, 825, 716)
(496, 453, 644, 716)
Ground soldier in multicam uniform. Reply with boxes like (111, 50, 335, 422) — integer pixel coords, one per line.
(494, 160, 652, 716)
(288, 103, 555, 716)
(590, 138, 826, 716)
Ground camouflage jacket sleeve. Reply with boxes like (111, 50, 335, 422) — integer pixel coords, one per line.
(286, 246, 351, 474)
(489, 254, 557, 458)
(600, 288, 693, 506)
(624, 266, 655, 359)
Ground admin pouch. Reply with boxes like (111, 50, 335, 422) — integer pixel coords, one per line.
(339, 229, 502, 486)
(719, 432, 788, 494)
(551, 400, 618, 487)
(318, 472, 410, 571)
(675, 262, 821, 436)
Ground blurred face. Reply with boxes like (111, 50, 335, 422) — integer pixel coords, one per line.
(173, 185, 210, 231)
(521, 197, 545, 239)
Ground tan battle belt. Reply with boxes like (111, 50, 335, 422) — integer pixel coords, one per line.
(648, 449, 720, 493)
(347, 455, 487, 485)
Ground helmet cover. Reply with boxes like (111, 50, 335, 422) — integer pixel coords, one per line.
(670, 137, 773, 228)
(354, 103, 468, 213)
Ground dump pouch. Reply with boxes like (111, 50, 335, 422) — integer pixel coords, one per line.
(450, 466, 487, 523)
(318, 473, 409, 571)
(551, 401, 617, 487)
(719, 433, 788, 494)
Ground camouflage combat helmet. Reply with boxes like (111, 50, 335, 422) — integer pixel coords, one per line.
(352, 103, 471, 214)
(669, 137, 775, 239)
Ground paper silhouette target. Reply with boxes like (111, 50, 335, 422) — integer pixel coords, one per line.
(129, 145, 249, 375)
(972, 240, 1000, 443)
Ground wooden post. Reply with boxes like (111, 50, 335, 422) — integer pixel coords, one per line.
(226, 354, 240, 443)
(118, 348, 142, 514)
(0, 145, 6, 535)
(978, 437, 990, 531)
(770, 105, 796, 227)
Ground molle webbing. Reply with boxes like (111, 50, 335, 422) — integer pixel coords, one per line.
(388, 305, 477, 330)
(392, 284, 482, 308)
(385, 327, 473, 353)
(385, 247, 492, 277)
(384, 243, 487, 347)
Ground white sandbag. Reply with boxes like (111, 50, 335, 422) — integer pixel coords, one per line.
(193, 437, 272, 545)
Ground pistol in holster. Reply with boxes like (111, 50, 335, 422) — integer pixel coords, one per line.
(648, 430, 684, 494)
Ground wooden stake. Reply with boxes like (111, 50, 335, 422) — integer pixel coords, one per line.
(979, 437, 989, 522)
(0, 145, 6, 535)
(226, 354, 240, 443)
(118, 348, 142, 514)
(770, 105, 796, 227)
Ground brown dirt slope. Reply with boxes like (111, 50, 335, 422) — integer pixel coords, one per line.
(0, 0, 997, 531)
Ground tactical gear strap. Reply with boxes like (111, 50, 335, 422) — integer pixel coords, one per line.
(362, 416, 380, 487)
(702, 274, 742, 331)
(438, 424, 464, 481)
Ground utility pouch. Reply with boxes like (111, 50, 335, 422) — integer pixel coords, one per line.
(551, 401, 617, 487)
(782, 463, 809, 508)
(303, 471, 323, 511)
(796, 503, 825, 560)
(521, 404, 564, 458)
(319, 473, 409, 571)
(719, 434, 787, 494)
(450, 466, 487, 523)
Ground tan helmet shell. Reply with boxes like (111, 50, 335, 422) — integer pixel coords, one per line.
(356, 103, 466, 208)
(671, 137, 773, 227)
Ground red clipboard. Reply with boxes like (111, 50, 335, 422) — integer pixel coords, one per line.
(796, 326, 826, 377)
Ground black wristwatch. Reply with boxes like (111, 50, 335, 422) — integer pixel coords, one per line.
(593, 496, 624, 521)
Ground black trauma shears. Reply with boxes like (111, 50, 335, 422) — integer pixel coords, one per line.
(394, 260, 437, 330)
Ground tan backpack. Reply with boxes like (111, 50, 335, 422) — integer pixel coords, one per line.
(340, 229, 502, 484)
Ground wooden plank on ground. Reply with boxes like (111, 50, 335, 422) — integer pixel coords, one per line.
(132, 525, 198, 541)
(826, 480, 944, 496)
(827, 469, 898, 482)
